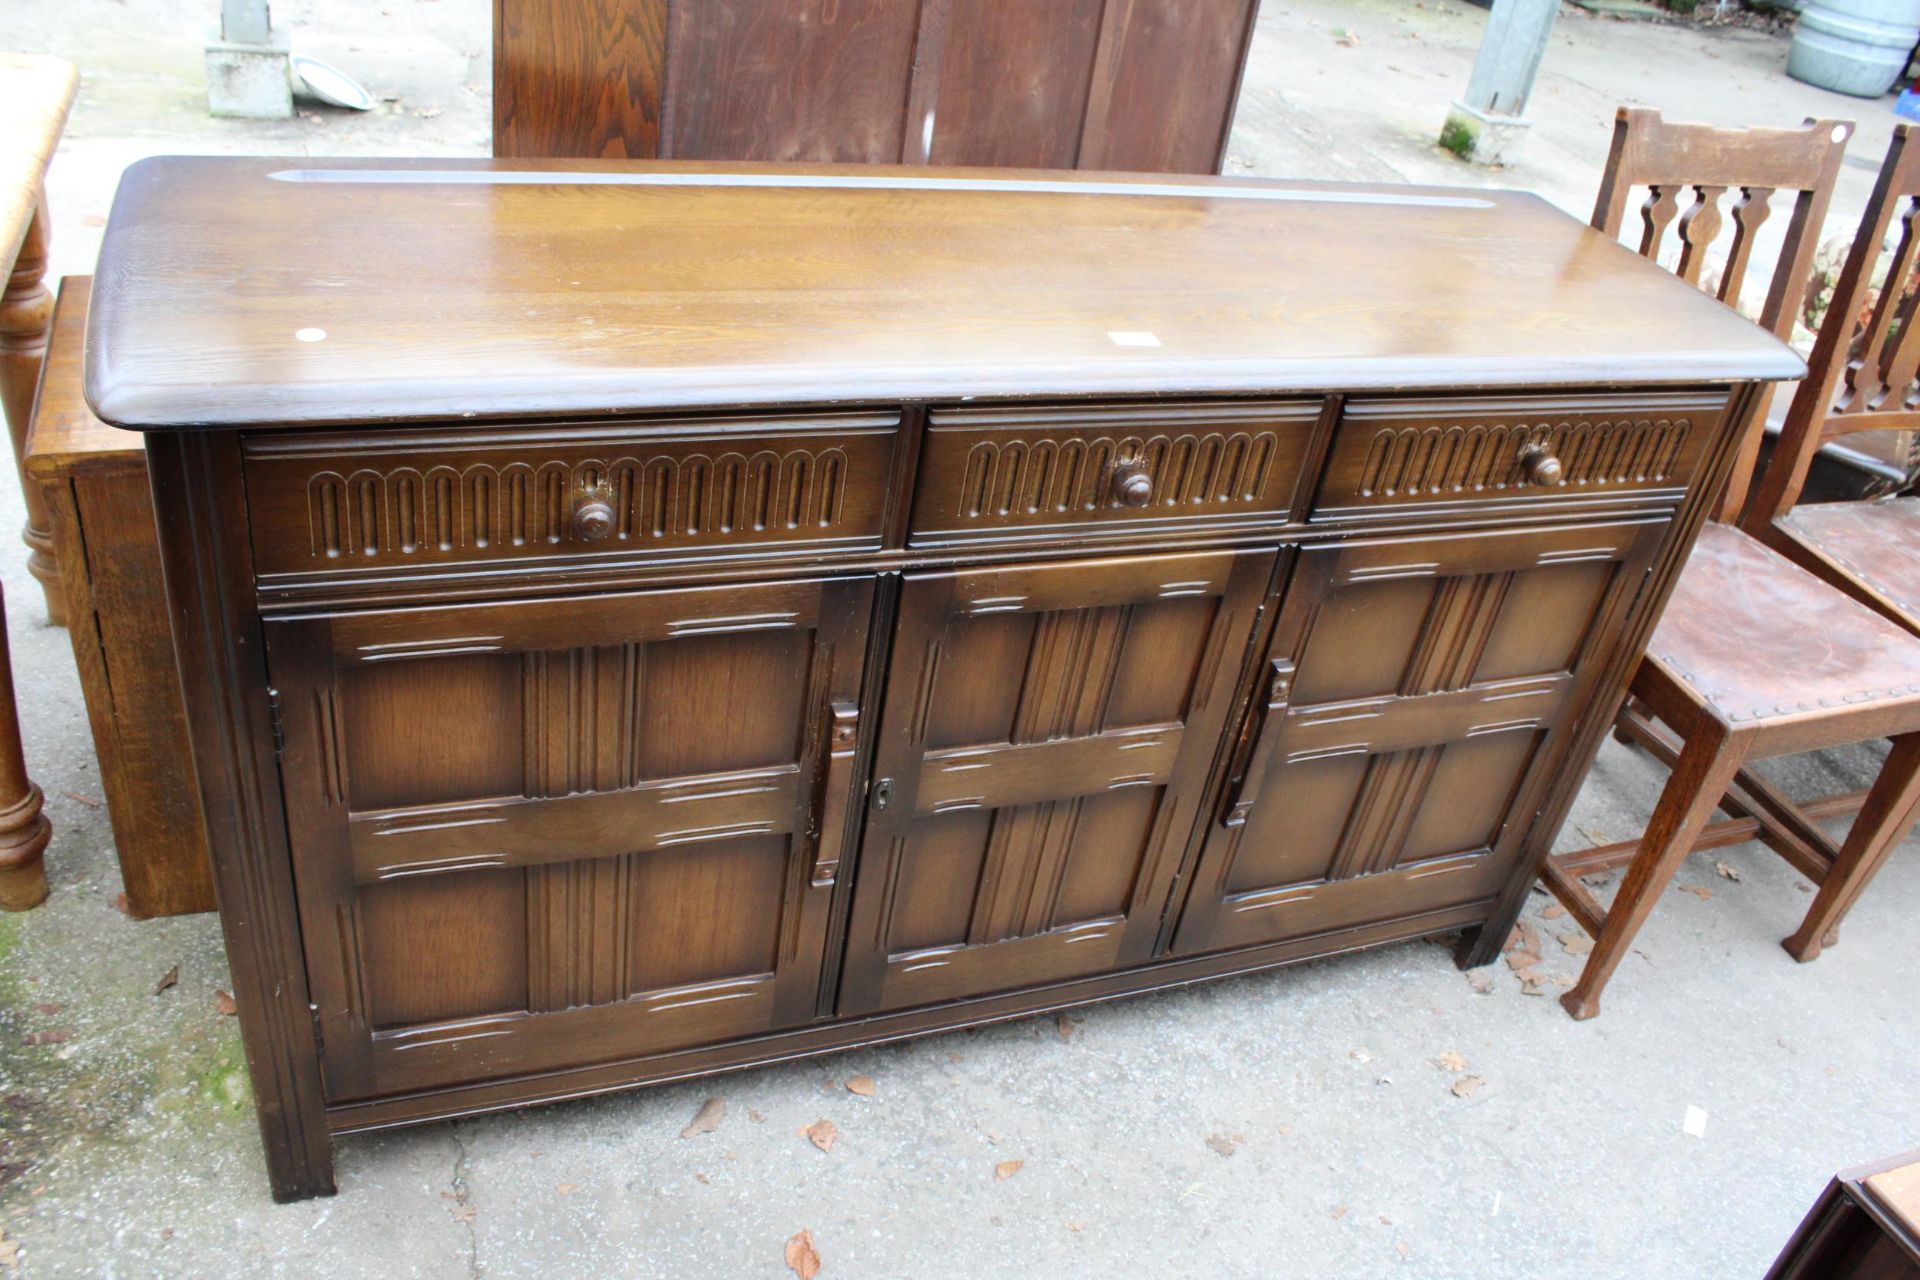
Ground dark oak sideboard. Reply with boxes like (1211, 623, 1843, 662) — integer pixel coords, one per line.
(85, 158, 1801, 1200)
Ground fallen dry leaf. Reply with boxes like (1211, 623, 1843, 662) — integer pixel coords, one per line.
(555, 1182, 579, 1195)
(748, 1108, 765, 1124)
(59, 791, 100, 808)
(1715, 860, 1742, 882)
(1434, 1050, 1467, 1072)
(1505, 948, 1542, 972)
(1542, 903, 1567, 920)
(1558, 932, 1594, 957)
(1204, 1133, 1243, 1158)
(21, 1031, 68, 1047)
(1466, 971, 1493, 995)
(1451, 1075, 1486, 1099)
(805, 1119, 838, 1153)
(784, 1229, 821, 1280)
(1396, 1241, 1412, 1260)
(1680, 884, 1714, 901)
(845, 1075, 875, 1098)
(1056, 1015, 1077, 1041)
(449, 1203, 476, 1224)
(213, 990, 238, 1016)
(153, 965, 180, 996)
(1332, 1205, 1350, 1220)
(994, 1159, 1024, 1181)
(681, 1096, 726, 1139)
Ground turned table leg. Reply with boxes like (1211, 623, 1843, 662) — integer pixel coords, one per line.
(0, 585, 49, 909)
(0, 193, 64, 626)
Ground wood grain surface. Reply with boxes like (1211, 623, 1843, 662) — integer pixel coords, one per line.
(85, 158, 1802, 431)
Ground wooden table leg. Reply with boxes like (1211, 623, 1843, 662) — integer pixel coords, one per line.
(0, 192, 64, 626)
(0, 584, 49, 909)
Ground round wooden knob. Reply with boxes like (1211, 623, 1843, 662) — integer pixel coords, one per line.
(1520, 445, 1563, 487)
(1113, 461, 1154, 508)
(572, 497, 615, 542)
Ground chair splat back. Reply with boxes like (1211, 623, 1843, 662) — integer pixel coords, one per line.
(1747, 123, 1920, 527)
(1591, 107, 1854, 521)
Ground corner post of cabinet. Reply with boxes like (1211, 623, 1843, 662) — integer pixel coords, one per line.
(1455, 379, 1767, 971)
(145, 429, 336, 1201)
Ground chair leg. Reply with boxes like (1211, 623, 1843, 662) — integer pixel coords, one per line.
(1783, 732, 1920, 963)
(1562, 718, 1746, 1022)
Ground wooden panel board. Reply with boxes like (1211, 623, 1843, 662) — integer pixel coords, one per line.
(27, 278, 213, 916)
(1172, 519, 1668, 955)
(839, 547, 1274, 1013)
(918, 0, 1106, 169)
(265, 575, 873, 1100)
(1079, 0, 1258, 174)
(662, 0, 921, 162)
(494, 0, 667, 159)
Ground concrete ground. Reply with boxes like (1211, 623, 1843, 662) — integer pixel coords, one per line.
(2, 0, 1917, 1275)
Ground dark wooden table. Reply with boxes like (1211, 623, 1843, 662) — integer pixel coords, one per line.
(1772, 1151, 1920, 1278)
(86, 158, 1801, 1199)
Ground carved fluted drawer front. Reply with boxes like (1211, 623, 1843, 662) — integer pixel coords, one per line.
(241, 412, 900, 586)
(908, 400, 1320, 548)
(261, 576, 875, 1100)
(1310, 392, 1726, 523)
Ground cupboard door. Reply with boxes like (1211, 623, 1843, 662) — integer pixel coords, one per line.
(264, 577, 873, 1101)
(1172, 520, 1665, 955)
(839, 548, 1274, 1013)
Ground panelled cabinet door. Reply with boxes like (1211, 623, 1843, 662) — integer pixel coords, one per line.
(264, 577, 873, 1101)
(1172, 520, 1667, 956)
(839, 548, 1275, 1014)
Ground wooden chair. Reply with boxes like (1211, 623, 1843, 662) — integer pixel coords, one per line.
(1542, 109, 1920, 1020)
(1743, 121, 1920, 639)
(1591, 106, 1852, 520)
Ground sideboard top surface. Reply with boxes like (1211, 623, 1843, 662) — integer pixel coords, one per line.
(86, 156, 1802, 430)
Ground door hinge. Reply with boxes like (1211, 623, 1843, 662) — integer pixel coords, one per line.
(267, 686, 286, 760)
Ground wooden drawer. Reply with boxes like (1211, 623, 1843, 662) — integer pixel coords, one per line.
(242, 412, 901, 583)
(1310, 391, 1727, 523)
(908, 400, 1320, 548)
